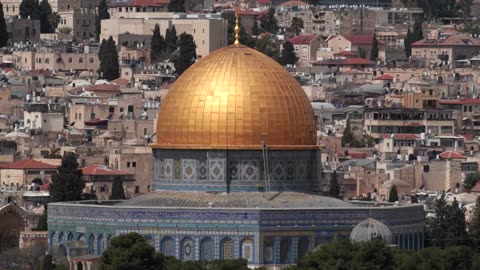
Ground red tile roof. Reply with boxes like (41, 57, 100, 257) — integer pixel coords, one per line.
(343, 35, 385, 45)
(288, 35, 317, 45)
(0, 159, 57, 170)
(82, 165, 131, 176)
(280, 0, 309, 6)
(439, 151, 466, 160)
(412, 33, 480, 47)
(110, 0, 170, 7)
(111, 78, 130, 87)
(439, 99, 480, 105)
(376, 74, 394, 80)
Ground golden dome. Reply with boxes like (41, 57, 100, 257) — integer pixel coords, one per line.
(154, 45, 317, 149)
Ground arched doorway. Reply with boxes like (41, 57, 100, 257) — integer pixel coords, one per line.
(0, 205, 26, 250)
(77, 262, 83, 270)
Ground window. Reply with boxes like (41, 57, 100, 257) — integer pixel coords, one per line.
(75, 113, 78, 119)
(78, 113, 82, 120)
(127, 162, 131, 167)
(68, 57, 72, 63)
(181, 238, 193, 261)
(132, 162, 136, 167)
(423, 165, 429, 172)
(221, 238, 233, 259)
(120, 108, 124, 112)
(241, 238, 253, 262)
(200, 238, 214, 260)
(135, 186, 139, 193)
(280, 238, 292, 263)
(90, 58, 94, 63)
(45, 58, 49, 64)
(470, 106, 473, 112)
(79, 58, 83, 63)
(91, 113, 95, 119)
(161, 237, 175, 256)
(144, 128, 148, 135)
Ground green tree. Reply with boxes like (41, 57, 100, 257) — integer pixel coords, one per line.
(99, 36, 120, 81)
(99, 233, 169, 270)
(341, 118, 359, 147)
(252, 21, 260, 36)
(329, 170, 340, 198)
(0, 3, 8, 48)
(150, 24, 166, 63)
(459, 0, 473, 17)
(464, 172, 480, 191)
(370, 34, 379, 61)
(49, 152, 85, 203)
(39, 0, 53, 33)
(110, 176, 126, 200)
(280, 41, 297, 66)
(96, 0, 110, 39)
(290, 17, 304, 35)
(426, 195, 469, 247)
(388, 185, 398, 202)
(165, 26, 178, 54)
(412, 18, 423, 43)
(48, 12, 60, 32)
(41, 254, 53, 270)
(174, 32, 196, 76)
(404, 28, 413, 58)
(255, 35, 280, 61)
(469, 196, 480, 250)
(19, 0, 39, 19)
(168, 0, 185, 12)
(260, 8, 279, 34)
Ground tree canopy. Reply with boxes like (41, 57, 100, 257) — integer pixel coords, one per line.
(98, 37, 120, 81)
(49, 152, 85, 203)
(370, 34, 379, 61)
(290, 17, 304, 35)
(255, 35, 280, 61)
(260, 8, 279, 34)
(174, 32, 196, 76)
(0, 3, 8, 48)
(165, 26, 178, 54)
(110, 176, 126, 200)
(150, 24, 166, 63)
(20, 0, 40, 19)
(280, 41, 297, 66)
(464, 173, 480, 191)
(39, 0, 53, 33)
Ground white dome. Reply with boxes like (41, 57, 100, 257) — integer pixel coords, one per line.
(350, 218, 392, 243)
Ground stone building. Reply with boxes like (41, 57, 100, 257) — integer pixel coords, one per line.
(47, 39, 425, 268)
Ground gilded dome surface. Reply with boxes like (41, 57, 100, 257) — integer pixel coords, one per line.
(154, 45, 317, 149)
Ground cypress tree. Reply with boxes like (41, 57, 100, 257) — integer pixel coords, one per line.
(165, 26, 178, 53)
(39, 0, 53, 33)
(341, 118, 359, 147)
(388, 185, 398, 202)
(98, 0, 110, 20)
(280, 41, 297, 65)
(370, 34, 379, 61)
(0, 3, 8, 48)
(329, 170, 340, 198)
(260, 8, 279, 34)
(174, 32, 196, 75)
(99, 36, 120, 80)
(49, 152, 85, 203)
(20, 0, 39, 19)
(404, 28, 413, 58)
(110, 176, 126, 200)
(150, 24, 166, 63)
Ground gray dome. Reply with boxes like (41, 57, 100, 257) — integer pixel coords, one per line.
(350, 218, 392, 243)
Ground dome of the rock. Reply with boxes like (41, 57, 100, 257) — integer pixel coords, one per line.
(154, 44, 317, 149)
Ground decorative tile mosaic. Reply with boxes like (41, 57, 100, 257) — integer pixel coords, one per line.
(198, 161, 207, 180)
(174, 160, 182, 180)
(241, 160, 258, 181)
(164, 159, 173, 181)
(182, 160, 197, 181)
(209, 159, 225, 181)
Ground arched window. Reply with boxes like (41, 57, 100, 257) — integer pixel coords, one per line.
(240, 238, 253, 262)
(78, 234, 85, 242)
(89, 58, 94, 63)
(45, 58, 49, 64)
(88, 234, 95, 254)
(263, 237, 274, 263)
(58, 232, 64, 243)
(200, 237, 214, 260)
(79, 58, 83, 63)
(106, 234, 112, 247)
(68, 57, 73, 63)
(221, 237, 233, 259)
(97, 234, 105, 255)
(280, 238, 291, 263)
(161, 237, 175, 257)
(181, 237, 194, 261)
(67, 232, 74, 241)
(297, 237, 309, 260)
(50, 231, 56, 246)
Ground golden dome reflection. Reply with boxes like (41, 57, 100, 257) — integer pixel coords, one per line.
(154, 44, 317, 149)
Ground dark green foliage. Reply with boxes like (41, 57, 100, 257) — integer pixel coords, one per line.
(418, 0, 458, 19)
(110, 176, 126, 200)
(464, 173, 480, 191)
(370, 34, 379, 61)
(98, 0, 110, 20)
(49, 152, 85, 203)
(341, 118, 359, 147)
(168, 0, 185, 12)
(150, 24, 166, 63)
(260, 8, 279, 34)
(404, 28, 413, 58)
(280, 41, 297, 65)
(165, 26, 178, 53)
(0, 3, 8, 48)
(252, 21, 260, 36)
(41, 254, 53, 270)
(469, 196, 480, 250)
(169, 0, 185, 12)
(99, 233, 166, 270)
(388, 185, 398, 202)
(459, 0, 473, 17)
(222, 11, 256, 48)
(39, 0, 52, 33)
(19, 0, 40, 19)
(290, 17, 303, 35)
(426, 195, 469, 248)
(255, 35, 279, 61)
(98, 36, 120, 81)
(329, 170, 340, 198)
(404, 19, 423, 58)
(48, 12, 60, 32)
(174, 33, 196, 76)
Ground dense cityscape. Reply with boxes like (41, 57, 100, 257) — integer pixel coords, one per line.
(1, 0, 480, 269)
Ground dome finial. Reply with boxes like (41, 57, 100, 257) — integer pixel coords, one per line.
(234, 12, 240, 45)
